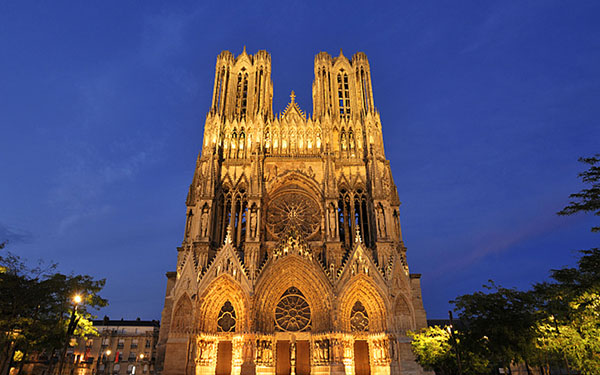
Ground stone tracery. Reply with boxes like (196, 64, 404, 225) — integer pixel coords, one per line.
(159, 49, 428, 375)
(266, 192, 320, 240)
(275, 287, 312, 332)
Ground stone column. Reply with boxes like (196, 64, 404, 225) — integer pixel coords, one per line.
(232, 336, 244, 375)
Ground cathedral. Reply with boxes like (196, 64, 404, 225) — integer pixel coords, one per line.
(157, 48, 428, 375)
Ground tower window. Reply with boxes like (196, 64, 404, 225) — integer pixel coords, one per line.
(235, 70, 249, 119)
(337, 71, 351, 119)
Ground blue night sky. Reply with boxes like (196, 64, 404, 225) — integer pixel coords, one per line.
(1, 1, 599, 320)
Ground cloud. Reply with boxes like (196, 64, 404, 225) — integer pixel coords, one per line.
(49, 142, 161, 235)
(0, 222, 33, 245)
(427, 209, 568, 279)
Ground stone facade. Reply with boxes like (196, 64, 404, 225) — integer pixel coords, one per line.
(157, 49, 428, 375)
(21, 320, 159, 375)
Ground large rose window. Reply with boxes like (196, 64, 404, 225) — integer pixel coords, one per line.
(266, 192, 320, 239)
(275, 287, 311, 332)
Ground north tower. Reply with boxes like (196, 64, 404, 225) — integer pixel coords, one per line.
(157, 49, 428, 375)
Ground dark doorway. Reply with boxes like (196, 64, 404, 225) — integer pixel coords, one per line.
(216, 341, 232, 375)
(296, 341, 310, 375)
(354, 340, 370, 375)
(276, 341, 290, 375)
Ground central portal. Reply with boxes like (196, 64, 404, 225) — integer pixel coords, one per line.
(275, 340, 310, 375)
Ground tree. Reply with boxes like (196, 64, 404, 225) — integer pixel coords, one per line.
(408, 326, 454, 374)
(558, 154, 600, 232)
(451, 282, 541, 372)
(536, 291, 600, 375)
(0, 243, 107, 375)
(533, 249, 600, 375)
(408, 325, 489, 375)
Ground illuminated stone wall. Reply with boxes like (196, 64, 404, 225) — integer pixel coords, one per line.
(157, 49, 428, 375)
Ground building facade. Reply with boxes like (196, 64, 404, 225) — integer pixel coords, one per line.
(21, 319, 159, 375)
(157, 49, 428, 375)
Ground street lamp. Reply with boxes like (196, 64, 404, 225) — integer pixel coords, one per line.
(448, 310, 463, 375)
(57, 294, 83, 375)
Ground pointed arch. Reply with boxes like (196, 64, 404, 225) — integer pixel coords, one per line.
(393, 294, 415, 333)
(338, 275, 389, 332)
(254, 255, 332, 332)
(171, 294, 193, 332)
(197, 275, 250, 333)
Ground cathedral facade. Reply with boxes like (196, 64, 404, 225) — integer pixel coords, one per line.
(157, 49, 427, 375)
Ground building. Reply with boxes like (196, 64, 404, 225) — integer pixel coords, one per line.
(157, 49, 428, 375)
(85, 320, 160, 375)
(21, 319, 160, 375)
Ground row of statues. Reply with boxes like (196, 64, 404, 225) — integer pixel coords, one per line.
(195, 335, 397, 367)
(188, 198, 390, 243)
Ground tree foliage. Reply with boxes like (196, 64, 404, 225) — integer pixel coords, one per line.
(408, 325, 489, 375)
(452, 282, 540, 369)
(408, 326, 454, 373)
(0, 243, 107, 374)
(558, 154, 600, 232)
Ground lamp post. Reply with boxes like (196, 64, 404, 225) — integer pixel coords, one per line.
(105, 350, 111, 374)
(97, 349, 110, 374)
(448, 310, 463, 375)
(57, 294, 82, 375)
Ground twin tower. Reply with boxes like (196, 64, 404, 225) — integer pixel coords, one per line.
(209, 48, 374, 122)
(158, 49, 428, 375)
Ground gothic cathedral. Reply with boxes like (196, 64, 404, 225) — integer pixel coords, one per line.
(157, 49, 428, 375)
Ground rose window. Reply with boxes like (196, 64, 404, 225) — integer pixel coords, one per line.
(275, 287, 311, 332)
(266, 192, 320, 239)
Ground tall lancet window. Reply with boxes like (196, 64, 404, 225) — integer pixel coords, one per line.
(214, 66, 226, 112)
(360, 68, 370, 113)
(337, 71, 351, 119)
(256, 67, 264, 114)
(235, 69, 249, 119)
(321, 69, 328, 113)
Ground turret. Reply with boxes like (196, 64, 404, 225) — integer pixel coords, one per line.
(209, 48, 273, 122)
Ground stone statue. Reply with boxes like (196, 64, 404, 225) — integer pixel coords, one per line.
(328, 205, 336, 237)
(264, 341, 272, 363)
(250, 209, 258, 238)
(314, 341, 322, 363)
(376, 206, 386, 237)
(200, 208, 209, 237)
(185, 210, 193, 237)
(290, 341, 296, 361)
